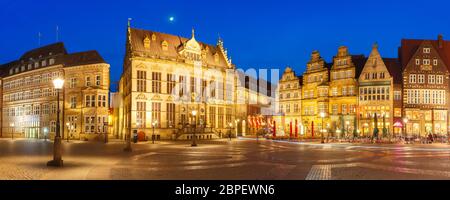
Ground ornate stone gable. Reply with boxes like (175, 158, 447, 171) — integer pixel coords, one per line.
(332, 46, 353, 70)
(404, 41, 449, 74)
(359, 44, 391, 82)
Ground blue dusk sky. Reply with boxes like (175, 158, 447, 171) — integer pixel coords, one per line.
(1, 0, 449, 86)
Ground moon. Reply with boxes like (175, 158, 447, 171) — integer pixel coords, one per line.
(169, 17, 174, 22)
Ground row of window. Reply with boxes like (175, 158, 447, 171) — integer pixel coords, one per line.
(331, 70, 353, 80)
(415, 58, 438, 66)
(136, 71, 233, 101)
(4, 88, 58, 102)
(3, 103, 57, 117)
(408, 74, 444, 84)
(359, 86, 390, 101)
(3, 74, 102, 91)
(363, 71, 386, 80)
(9, 58, 56, 75)
(406, 89, 446, 105)
(3, 71, 63, 90)
(83, 95, 108, 108)
(279, 103, 300, 113)
(301, 104, 356, 116)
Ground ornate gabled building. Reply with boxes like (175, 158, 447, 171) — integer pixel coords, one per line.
(276, 67, 302, 136)
(399, 35, 450, 137)
(358, 44, 399, 137)
(117, 24, 237, 140)
(301, 50, 331, 138)
(328, 46, 366, 138)
(0, 42, 110, 140)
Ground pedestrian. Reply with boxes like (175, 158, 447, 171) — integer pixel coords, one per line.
(229, 132, 232, 141)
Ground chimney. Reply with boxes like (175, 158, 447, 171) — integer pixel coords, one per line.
(438, 34, 443, 49)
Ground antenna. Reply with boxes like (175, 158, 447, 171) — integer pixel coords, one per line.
(56, 25, 59, 42)
(38, 32, 42, 46)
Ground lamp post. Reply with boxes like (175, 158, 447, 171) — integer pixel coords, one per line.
(152, 120, 158, 144)
(403, 117, 408, 142)
(345, 121, 350, 140)
(65, 122, 70, 142)
(104, 121, 108, 143)
(47, 78, 64, 167)
(10, 123, 14, 140)
(235, 119, 240, 138)
(320, 112, 325, 144)
(228, 122, 233, 141)
(191, 110, 197, 147)
(44, 127, 48, 141)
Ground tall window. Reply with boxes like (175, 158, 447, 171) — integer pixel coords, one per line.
(70, 78, 77, 88)
(136, 102, 146, 128)
(342, 104, 347, 115)
(151, 102, 161, 127)
(209, 106, 216, 128)
(418, 74, 425, 83)
(96, 75, 101, 86)
(190, 76, 196, 94)
(137, 70, 147, 92)
(166, 103, 175, 128)
(428, 75, 435, 84)
(409, 74, 416, 83)
(152, 72, 161, 93)
(179, 76, 186, 97)
(437, 75, 444, 84)
(218, 107, 224, 128)
(167, 74, 176, 94)
(86, 77, 91, 87)
(70, 96, 76, 108)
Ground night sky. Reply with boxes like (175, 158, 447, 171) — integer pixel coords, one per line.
(1, 0, 450, 85)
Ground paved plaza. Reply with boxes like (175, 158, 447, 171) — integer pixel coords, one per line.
(1, 138, 450, 180)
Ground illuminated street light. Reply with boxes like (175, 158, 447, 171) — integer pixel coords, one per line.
(47, 78, 64, 167)
(10, 123, 15, 140)
(66, 122, 70, 142)
(191, 110, 197, 147)
(152, 120, 158, 144)
(320, 112, 325, 144)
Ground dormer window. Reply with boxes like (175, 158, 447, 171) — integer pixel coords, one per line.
(161, 40, 169, 51)
(34, 62, 39, 68)
(423, 59, 430, 65)
(49, 52, 53, 56)
(42, 60, 47, 67)
(28, 64, 32, 70)
(423, 48, 431, 53)
(433, 59, 438, 66)
(143, 36, 151, 49)
(151, 33, 156, 41)
(49, 58, 55, 65)
(21, 66, 25, 71)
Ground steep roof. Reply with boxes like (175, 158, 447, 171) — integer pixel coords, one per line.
(64, 50, 106, 67)
(399, 35, 450, 71)
(0, 42, 107, 77)
(351, 55, 367, 79)
(127, 27, 232, 68)
(383, 58, 402, 84)
(19, 42, 67, 61)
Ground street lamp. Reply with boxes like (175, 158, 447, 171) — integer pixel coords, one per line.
(191, 110, 197, 147)
(345, 121, 350, 139)
(47, 78, 64, 167)
(103, 121, 108, 143)
(228, 122, 233, 141)
(403, 117, 408, 142)
(10, 123, 15, 140)
(320, 112, 325, 144)
(66, 122, 70, 142)
(152, 120, 158, 144)
(235, 119, 240, 138)
(44, 127, 49, 141)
